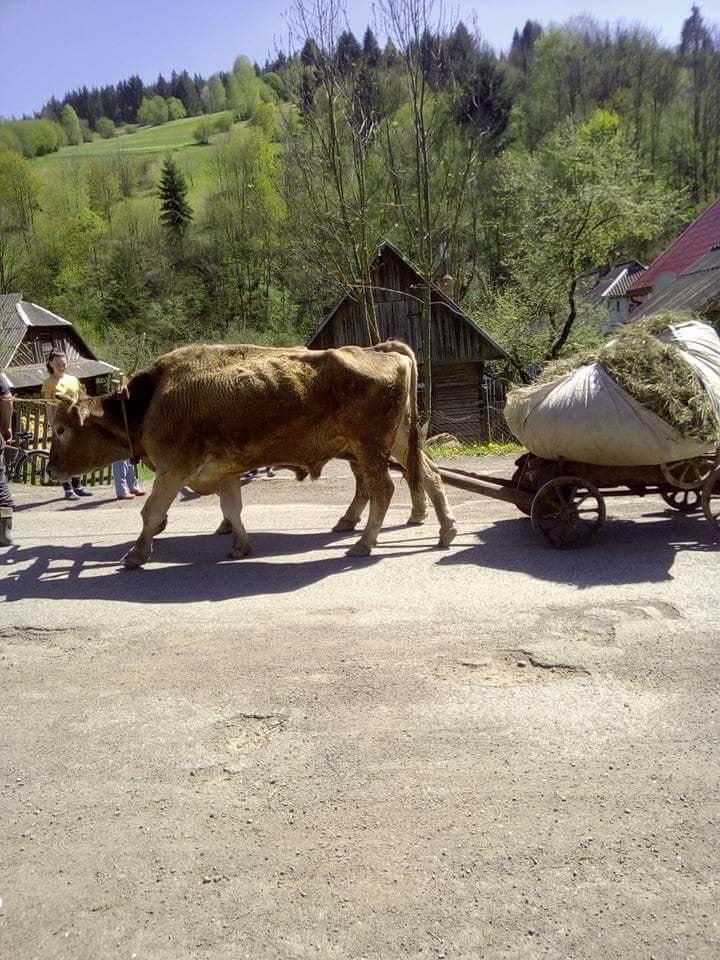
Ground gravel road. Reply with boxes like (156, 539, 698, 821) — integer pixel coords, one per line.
(1, 456, 719, 959)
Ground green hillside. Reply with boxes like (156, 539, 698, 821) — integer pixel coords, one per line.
(32, 111, 235, 201)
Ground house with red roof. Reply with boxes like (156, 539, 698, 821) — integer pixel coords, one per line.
(626, 196, 720, 324)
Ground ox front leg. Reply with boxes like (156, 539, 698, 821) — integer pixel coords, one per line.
(347, 457, 394, 557)
(219, 478, 252, 559)
(333, 460, 369, 532)
(122, 471, 183, 568)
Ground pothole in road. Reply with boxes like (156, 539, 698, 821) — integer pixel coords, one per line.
(215, 712, 288, 753)
(453, 650, 589, 685)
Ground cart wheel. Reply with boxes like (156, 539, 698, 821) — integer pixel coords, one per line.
(661, 456, 716, 490)
(531, 476, 606, 548)
(660, 487, 702, 513)
(701, 466, 720, 532)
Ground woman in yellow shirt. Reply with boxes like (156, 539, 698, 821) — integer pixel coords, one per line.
(42, 349, 92, 501)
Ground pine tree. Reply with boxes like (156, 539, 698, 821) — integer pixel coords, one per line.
(158, 155, 192, 259)
(362, 27, 381, 67)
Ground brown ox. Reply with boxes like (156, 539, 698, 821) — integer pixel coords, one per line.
(48, 341, 456, 566)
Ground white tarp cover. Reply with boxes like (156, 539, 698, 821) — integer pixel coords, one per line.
(505, 320, 720, 466)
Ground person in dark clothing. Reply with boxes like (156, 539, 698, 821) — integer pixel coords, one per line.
(0, 372, 15, 546)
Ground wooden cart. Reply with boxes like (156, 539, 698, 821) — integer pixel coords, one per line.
(434, 452, 720, 549)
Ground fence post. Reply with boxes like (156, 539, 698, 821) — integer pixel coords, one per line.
(482, 382, 492, 441)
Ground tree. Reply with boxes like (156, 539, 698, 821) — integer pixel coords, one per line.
(87, 158, 121, 225)
(201, 75, 227, 114)
(486, 111, 680, 364)
(336, 30, 362, 74)
(61, 104, 83, 145)
(508, 20, 543, 75)
(158, 154, 193, 258)
(96, 117, 116, 139)
(283, 0, 386, 343)
(0, 147, 41, 252)
(173, 71, 201, 116)
(362, 27, 381, 67)
(193, 119, 214, 144)
(167, 97, 187, 120)
(138, 96, 169, 126)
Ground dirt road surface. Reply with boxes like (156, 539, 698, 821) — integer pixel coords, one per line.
(2, 456, 719, 959)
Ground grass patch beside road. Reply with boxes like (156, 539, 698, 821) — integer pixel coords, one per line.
(426, 441, 524, 459)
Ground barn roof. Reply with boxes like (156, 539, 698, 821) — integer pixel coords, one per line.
(308, 240, 511, 362)
(630, 246, 720, 320)
(628, 196, 720, 296)
(0, 294, 105, 371)
(0, 293, 24, 369)
(3, 358, 119, 391)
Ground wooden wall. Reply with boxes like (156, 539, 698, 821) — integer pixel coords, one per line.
(11, 328, 86, 367)
(309, 247, 510, 438)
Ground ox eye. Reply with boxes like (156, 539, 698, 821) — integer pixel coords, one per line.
(55, 427, 65, 437)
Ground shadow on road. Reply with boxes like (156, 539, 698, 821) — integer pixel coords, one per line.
(0, 528, 434, 604)
(439, 511, 719, 588)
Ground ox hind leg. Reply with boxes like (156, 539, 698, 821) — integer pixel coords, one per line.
(218, 477, 252, 559)
(346, 452, 395, 557)
(122, 470, 184, 568)
(391, 421, 457, 546)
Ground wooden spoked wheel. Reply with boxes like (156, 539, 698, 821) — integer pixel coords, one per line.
(660, 487, 703, 513)
(531, 476, 606, 549)
(701, 466, 720, 532)
(661, 456, 717, 491)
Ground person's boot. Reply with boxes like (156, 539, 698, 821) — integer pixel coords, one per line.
(0, 507, 13, 547)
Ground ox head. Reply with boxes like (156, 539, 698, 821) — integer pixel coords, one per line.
(48, 395, 129, 481)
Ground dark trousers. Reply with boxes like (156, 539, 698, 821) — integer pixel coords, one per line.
(0, 437, 14, 509)
(62, 476, 84, 492)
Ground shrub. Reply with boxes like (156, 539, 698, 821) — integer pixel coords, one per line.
(96, 117, 116, 139)
(193, 120, 213, 144)
(214, 112, 233, 133)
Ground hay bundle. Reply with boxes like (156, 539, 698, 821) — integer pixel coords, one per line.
(538, 312, 719, 444)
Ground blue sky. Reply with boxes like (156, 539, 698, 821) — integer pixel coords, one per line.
(0, 0, 707, 118)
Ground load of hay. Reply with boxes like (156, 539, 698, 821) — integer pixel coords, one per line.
(505, 312, 720, 466)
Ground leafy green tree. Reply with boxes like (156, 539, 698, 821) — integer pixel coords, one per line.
(201, 75, 227, 114)
(158, 154, 193, 257)
(137, 96, 169, 126)
(95, 117, 116, 139)
(61, 104, 83, 145)
(0, 146, 41, 251)
(87, 159, 122, 225)
(167, 97, 186, 120)
(193, 120, 214, 144)
(486, 110, 681, 364)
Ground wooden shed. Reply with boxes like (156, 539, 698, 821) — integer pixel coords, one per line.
(307, 242, 512, 439)
(0, 293, 118, 396)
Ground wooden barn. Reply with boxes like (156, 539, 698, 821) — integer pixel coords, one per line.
(307, 242, 512, 439)
(0, 293, 118, 397)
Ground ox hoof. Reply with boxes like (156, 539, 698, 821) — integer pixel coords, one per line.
(347, 541, 372, 557)
(122, 547, 149, 568)
(215, 518, 233, 535)
(333, 516, 359, 532)
(227, 542, 252, 560)
(438, 524, 458, 548)
(406, 512, 428, 526)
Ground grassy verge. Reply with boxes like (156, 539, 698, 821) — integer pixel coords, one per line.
(425, 441, 524, 459)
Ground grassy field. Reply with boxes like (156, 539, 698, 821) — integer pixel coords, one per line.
(32, 111, 236, 202)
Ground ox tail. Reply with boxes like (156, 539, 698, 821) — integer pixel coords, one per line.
(370, 340, 422, 496)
